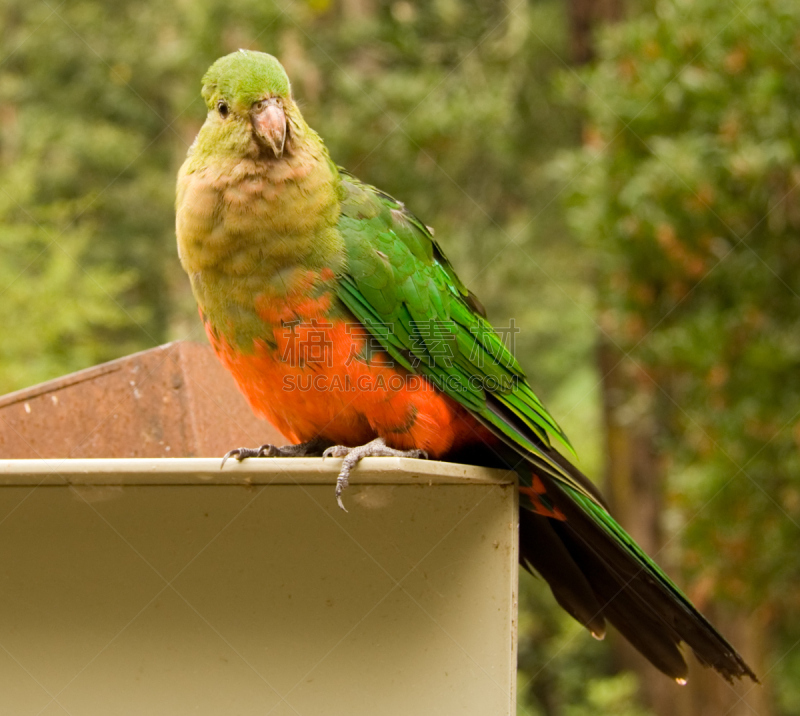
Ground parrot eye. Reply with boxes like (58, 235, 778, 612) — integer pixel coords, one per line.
(217, 101, 229, 118)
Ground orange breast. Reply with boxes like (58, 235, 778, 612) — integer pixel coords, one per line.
(203, 268, 495, 457)
(208, 316, 496, 458)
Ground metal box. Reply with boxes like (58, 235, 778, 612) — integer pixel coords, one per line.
(0, 457, 518, 716)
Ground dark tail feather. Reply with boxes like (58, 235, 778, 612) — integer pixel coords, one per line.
(519, 482, 759, 684)
(519, 510, 606, 639)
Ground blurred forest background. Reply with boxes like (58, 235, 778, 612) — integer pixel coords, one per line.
(1, 0, 799, 713)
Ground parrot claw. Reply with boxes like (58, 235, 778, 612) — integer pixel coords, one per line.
(221, 437, 331, 468)
(221, 444, 279, 468)
(322, 437, 428, 511)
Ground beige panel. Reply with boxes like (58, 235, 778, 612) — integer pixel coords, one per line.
(0, 459, 518, 716)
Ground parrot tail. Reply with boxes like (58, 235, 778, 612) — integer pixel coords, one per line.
(518, 473, 758, 684)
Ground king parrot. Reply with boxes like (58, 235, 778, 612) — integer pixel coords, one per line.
(176, 50, 757, 685)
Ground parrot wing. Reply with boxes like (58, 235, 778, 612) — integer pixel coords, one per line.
(334, 172, 589, 493)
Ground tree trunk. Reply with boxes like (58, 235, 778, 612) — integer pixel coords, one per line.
(566, 0, 624, 64)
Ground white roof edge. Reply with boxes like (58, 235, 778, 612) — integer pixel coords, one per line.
(0, 457, 517, 486)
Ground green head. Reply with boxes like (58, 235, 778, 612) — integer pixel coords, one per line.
(202, 50, 291, 109)
(197, 50, 297, 159)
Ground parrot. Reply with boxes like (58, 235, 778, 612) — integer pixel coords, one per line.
(176, 49, 757, 685)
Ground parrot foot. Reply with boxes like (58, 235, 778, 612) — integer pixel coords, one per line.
(221, 436, 331, 468)
(322, 437, 428, 512)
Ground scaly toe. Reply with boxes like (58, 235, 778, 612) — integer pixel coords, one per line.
(256, 444, 282, 457)
(221, 443, 287, 468)
(323, 445, 352, 459)
(221, 447, 257, 468)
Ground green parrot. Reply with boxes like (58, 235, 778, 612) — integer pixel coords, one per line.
(176, 49, 757, 685)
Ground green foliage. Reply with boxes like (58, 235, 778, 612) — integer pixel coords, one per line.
(0, 203, 136, 395)
(555, 0, 800, 708)
(0, 105, 141, 393)
(1, 0, 193, 386)
(565, 673, 652, 716)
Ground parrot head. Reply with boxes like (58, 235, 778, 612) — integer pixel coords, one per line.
(198, 50, 296, 160)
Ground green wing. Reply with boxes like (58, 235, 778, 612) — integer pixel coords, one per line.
(332, 172, 597, 499)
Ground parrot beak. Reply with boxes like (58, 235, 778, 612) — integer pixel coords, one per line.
(252, 98, 287, 158)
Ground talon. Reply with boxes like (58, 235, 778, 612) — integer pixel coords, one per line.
(221, 450, 236, 469)
(221, 447, 256, 468)
(322, 437, 428, 510)
(335, 479, 349, 512)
